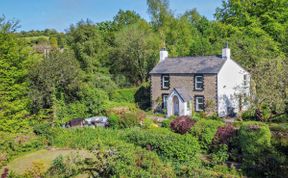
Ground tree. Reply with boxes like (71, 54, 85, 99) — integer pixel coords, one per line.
(0, 18, 37, 132)
(29, 51, 81, 121)
(215, 0, 288, 54)
(250, 58, 288, 120)
(67, 20, 108, 72)
(112, 22, 161, 85)
(113, 10, 143, 29)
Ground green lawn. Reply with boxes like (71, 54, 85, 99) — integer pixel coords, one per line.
(1, 149, 90, 175)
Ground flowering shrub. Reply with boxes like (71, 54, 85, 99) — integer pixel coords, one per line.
(170, 116, 196, 134)
(213, 124, 236, 145)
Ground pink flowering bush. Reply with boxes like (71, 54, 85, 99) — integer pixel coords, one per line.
(170, 116, 196, 134)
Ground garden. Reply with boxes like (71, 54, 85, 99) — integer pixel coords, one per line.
(1, 107, 287, 177)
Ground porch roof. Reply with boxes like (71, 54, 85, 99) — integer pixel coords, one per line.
(171, 88, 192, 102)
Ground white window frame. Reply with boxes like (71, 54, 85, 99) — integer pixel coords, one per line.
(195, 96, 204, 112)
(162, 75, 169, 89)
(162, 94, 168, 109)
(243, 74, 248, 87)
(195, 75, 204, 90)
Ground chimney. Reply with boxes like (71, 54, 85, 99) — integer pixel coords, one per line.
(160, 48, 168, 62)
(222, 42, 231, 60)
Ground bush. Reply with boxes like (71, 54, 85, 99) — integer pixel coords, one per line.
(119, 111, 145, 128)
(134, 84, 151, 110)
(241, 109, 256, 121)
(237, 122, 287, 177)
(51, 128, 121, 149)
(162, 116, 176, 128)
(190, 119, 224, 149)
(47, 141, 176, 177)
(213, 124, 236, 145)
(142, 118, 158, 129)
(107, 114, 120, 129)
(110, 88, 138, 103)
(124, 128, 201, 166)
(33, 123, 52, 136)
(211, 144, 229, 165)
(170, 116, 196, 134)
(0, 132, 45, 167)
(239, 122, 271, 156)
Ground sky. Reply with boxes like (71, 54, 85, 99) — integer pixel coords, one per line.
(0, 0, 222, 32)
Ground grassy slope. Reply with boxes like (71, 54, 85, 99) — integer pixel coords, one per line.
(1, 149, 91, 175)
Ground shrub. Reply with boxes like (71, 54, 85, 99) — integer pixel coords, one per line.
(241, 109, 256, 121)
(134, 84, 151, 110)
(47, 141, 176, 177)
(119, 111, 145, 128)
(211, 144, 229, 165)
(162, 116, 176, 128)
(170, 116, 196, 134)
(33, 123, 52, 136)
(124, 128, 201, 166)
(0, 132, 45, 167)
(110, 88, 138, 103)
(190, 119, 224, 149)
(51, 128, 121, 149)
(107, 114, 120, 129)
(213, 124, 236, 145)
(237, 122, 287, 177)
(142, 118, 158, 129)
(239, 122, 271, 155)
(23, 160, 46, 178)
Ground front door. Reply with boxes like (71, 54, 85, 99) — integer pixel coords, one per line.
(173, 96, 179, 115)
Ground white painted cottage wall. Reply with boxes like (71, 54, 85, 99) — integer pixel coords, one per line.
(217, 59, 250, 117)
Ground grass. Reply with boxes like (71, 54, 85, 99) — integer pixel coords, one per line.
(1, 149, 91, 175)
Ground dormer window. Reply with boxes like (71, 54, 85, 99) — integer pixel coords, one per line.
(195, 75, 204, 90)
(161, 75, 170, 89)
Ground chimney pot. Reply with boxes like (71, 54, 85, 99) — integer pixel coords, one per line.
(160, 48, 168, 62)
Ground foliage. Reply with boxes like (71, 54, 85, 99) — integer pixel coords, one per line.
(190, 119, 224, 149)
(110, 87, 137, 103)
(0, 132, 45, 167)
(0, 23, 38, 132)
(162, 115, 176, 128)
(237, 121, 287, 176)
(124, 128, 201, 166)
(134, 83, 151, 110)
(118, 111, 145, 128)
(107, 114, 120, 129)
(239, 122, 271, 155)
(23, 160, 46, 178)
(47, 141, 176, 177)
(170, 116, 196, 134)
(211, 144, 229, 165)
(111, 22, 161, 85)
(50, 128, 120, 149)
(213, 124, 236, 145)
(142, 118, 158, 129)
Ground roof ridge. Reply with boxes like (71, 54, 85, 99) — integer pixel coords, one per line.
(167, 55, 221, 59)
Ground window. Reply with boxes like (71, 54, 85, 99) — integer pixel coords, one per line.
(187, 101, 191, 110)
(243, 74, 248, 87)
(195, 75, 204, 90)
(162, 75, 170, 89)
(162, 94, 169, 109)
(195, 96, 205, 112)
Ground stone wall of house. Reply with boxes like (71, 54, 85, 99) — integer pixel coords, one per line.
(150, 74, 217, 114)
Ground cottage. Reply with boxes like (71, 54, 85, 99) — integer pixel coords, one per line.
(150, 45, 250, 117)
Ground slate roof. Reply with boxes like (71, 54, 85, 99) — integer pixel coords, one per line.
(150, 56, 226, 74)
(172, 88, 192, 102)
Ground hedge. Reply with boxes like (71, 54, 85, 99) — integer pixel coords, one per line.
(124, 128, 201, 166)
